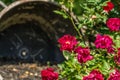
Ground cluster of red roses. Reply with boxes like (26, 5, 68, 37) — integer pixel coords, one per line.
(104, 2, 120, 32)
(58, 33, 120, 65)
(58, 33, 120, 79)
(83, 69, 120, 80)
(57, 1, 120, 80)
(58, 34, 93, 63)
(40, 1, 120, 80)
(94, 34, 120, 65)
(40, 68, 120, 80)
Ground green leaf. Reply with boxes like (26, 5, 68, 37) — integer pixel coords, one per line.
(75, 75, 82, 79)
(103, 60, 110, 70)
(114, 35, 120, 48)
(53, 10, 68, 19)
(101, 60, 110, 75)
(62, 51, 71, 60)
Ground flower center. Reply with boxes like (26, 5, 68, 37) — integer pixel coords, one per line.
(65, 41, 71, 45)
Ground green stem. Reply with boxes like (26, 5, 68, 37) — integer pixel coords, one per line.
(69, 2, 88, 46)
(69, 2, 83, 40)
(70, 17, 83, 40)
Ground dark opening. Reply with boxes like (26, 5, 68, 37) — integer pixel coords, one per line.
(0, 22, 65, 64)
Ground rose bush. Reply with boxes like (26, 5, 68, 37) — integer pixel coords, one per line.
(41, 0, 120, 80)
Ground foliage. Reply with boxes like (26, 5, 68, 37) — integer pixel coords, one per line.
(1, 0, 15, 5)
(55, 0, 120, 80)
(0, 0, 15, 11)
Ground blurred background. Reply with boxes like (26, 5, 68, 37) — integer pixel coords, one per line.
(0, 0, 120, 16)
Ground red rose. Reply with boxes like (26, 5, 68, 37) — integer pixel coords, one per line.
(107, 69, 120, 80)
(106, 18, 120, 32)
(41, 68, 59, 80)
(75, 46, 93, 63)
(58, 34, 78, 52)
(114, 48, 120, 65)
(83, 70, 104, 80)
(103, 2, 114, 13)
(94, 34, 114, 49)
(107, 47, 115, 54)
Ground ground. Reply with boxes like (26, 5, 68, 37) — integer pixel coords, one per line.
(0, 61, 58, 80)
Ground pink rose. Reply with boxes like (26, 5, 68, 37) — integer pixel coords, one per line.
(58, 34, 78, 52)
(106, 18, 120, 32)
(83, 70, 104, 80)
(75, 46, 93, 63)
(103, 2, 114, 13)
(94, 34, 114, 49)
(41, 68, 59, 80)
(107, 69, 120, 80)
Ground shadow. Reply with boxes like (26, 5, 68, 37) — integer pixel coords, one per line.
(0, 22, 65, 65)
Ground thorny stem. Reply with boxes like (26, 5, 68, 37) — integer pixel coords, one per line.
(0, 1, 7, 8)
(68, 2, 84, 43)
(70, 17, 83, 40)
(61, 1, 87, 46)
